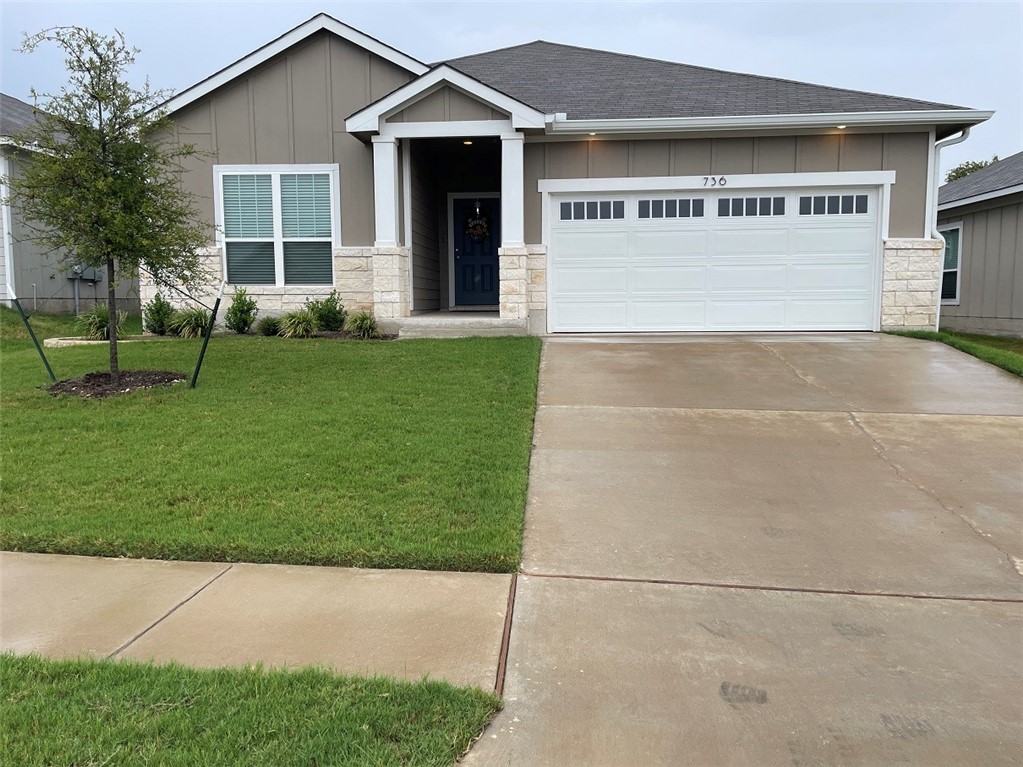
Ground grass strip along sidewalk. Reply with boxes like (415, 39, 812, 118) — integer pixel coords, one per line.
(1, 308, 540, 572)
(0, 654, 500, 767)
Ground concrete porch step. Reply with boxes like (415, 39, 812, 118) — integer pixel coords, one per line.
(380, 313, 528, 339)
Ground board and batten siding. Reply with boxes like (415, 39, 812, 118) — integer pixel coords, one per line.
(385, 86, 507, 123)
(167, 30, 415, 247)
(523, 132, 931, 243)
(938, 194, 1023, 335)
(409, 147, 441, 310)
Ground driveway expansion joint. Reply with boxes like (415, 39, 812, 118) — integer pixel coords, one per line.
(106, 564, 234, 660)
(518, 569, 1023, 604)
(847, 412, 1023, 576)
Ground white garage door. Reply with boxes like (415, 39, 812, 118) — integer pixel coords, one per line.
(548, 187, 881, 332)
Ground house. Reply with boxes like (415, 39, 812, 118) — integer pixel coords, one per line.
(145, 13, 992, 335)
(937, 151, 1022, 337)
(0, 93, 139, 314)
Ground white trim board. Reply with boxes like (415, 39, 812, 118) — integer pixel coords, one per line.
(545, 110, 994, 136)
(938, 184, 1023, 212)
(447, 192, 500, 309)
(161, 14, 428, 116)
(379, 120, 519, 140)
(538, 171, 897, 194)
(0, 152, 15, 301)
(347, 66, 546, 133)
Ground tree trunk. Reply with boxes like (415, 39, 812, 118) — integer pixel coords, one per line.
(107, 257, 119, 384)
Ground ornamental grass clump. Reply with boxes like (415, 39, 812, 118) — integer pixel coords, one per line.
(278, 309, 317, 339)
(75, 304, 127, 340)
(344, 311, 379, 340)
(169, 308, 212, 339)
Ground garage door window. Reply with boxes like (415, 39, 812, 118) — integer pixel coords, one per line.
(717, 197, 785, 217)
(559, 200, 625, 221)
(638, 198, 705, 219)
(799, 194, 868, 216)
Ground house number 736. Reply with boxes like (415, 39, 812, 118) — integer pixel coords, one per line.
(703, 176, 728, 187)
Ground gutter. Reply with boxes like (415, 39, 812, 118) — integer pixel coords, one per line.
(929, 128, 972, 331)
(544, 109, 994, 136)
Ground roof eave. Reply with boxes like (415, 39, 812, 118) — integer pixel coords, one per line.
(938, 183, 1023, 212)
(159, 14, 429, 116)
(545, 109, 994, 135)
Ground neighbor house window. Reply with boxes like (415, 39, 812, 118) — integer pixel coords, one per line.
(215, 165, 340, 286)
(938, 223, 961, 304)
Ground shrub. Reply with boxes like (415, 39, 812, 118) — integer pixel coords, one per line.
(278, 309, 317, 339)
(170, 307, 212, 339)
(143, 292, 175, 335)
(225, 288, 258, 334)
(256, 316, 281, 337)
(306, 290, 346, 331)
(345, 311, 379, 340)
(76, 304, 127, 340)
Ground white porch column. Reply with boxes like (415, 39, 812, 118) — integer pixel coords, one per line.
(501, 133, 525, 247)
(372, 135, 399, 247)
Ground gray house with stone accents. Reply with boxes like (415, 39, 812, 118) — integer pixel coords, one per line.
(144, 13, 991, 335)
(937, 151, 1023, 337)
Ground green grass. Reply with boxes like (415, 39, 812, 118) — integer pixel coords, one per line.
(0, 654, 500, 767)
(0, 308, 541, 572)
(886, 329, 1023, 377)
(0, 307, 143, 341)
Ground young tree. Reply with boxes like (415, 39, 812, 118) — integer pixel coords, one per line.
(945, 155, 999, 183)
(5, 27, 210, 383)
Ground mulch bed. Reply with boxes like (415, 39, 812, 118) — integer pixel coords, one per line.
(48, 370, 186, 399)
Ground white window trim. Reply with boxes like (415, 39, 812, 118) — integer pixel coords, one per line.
(213, 164, 341, 288)
(937, 221, 963, 306)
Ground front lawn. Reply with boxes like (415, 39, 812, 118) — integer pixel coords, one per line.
(886, 329, 1023, 377)
(0, 654, 499, 767)
(0, 309, 541, 571)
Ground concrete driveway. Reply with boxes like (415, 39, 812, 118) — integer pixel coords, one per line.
(467, 333, 1022, 766)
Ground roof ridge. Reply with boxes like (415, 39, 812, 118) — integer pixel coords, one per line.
(452, 39, 968, 112)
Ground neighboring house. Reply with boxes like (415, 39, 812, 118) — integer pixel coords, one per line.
(0, 93, 140, 313)
(937, 151, 1023, 337)
(146, 13, 992, 335)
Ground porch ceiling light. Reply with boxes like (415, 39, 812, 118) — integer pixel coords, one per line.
(588, 132, 596, 136)
(836, 124, 847, 129)
(463, 139, 473, 145)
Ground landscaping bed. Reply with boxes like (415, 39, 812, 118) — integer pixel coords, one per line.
(1, 308, 541, 572)
(0, 654, 499, 767)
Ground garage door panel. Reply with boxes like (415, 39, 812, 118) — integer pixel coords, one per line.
(709, 300, 787, 327)
(631, 266, 706, 293)
(789, 263, 873, 291)
(555, 267, 628, 294)
(712, 229, 789, 257)
(787, 299, 873, 328)
(710, 265, 787, 291)
(552, 231, 628, 259)
(631, 301, 707, 329)
(791, 226, 876, 255)
(630, 230, 709, 257)
(555, 301, 628, 330)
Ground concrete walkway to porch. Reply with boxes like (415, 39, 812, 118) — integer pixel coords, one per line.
(379, 311, 528, 338)
(0, 551, 512, 690)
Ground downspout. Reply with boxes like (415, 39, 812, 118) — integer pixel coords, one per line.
(929, 127, 971, 330)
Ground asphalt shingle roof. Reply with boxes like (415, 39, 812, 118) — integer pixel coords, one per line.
(0, 93, 47, 138)
(939, 150, 1023, 206)
(444, 41, 967, 121)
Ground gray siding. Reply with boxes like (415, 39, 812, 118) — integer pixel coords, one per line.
(939, 194, 1023, 336)
(168, 31, 416, 247)
(386, 86, 507, 123)
(4, 152, 138, 313)
(410, 148, 440, 310)
(523, 132, 931, 242)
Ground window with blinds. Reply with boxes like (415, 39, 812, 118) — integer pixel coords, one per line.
(218, 166, 338, 286)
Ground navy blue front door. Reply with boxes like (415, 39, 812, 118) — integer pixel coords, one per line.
(453, 197, 500, 306)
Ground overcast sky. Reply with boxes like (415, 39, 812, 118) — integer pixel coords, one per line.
(2, 0, 1020, 176)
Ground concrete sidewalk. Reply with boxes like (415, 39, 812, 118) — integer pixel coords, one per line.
(0, 551, 512, 690)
